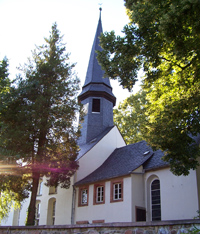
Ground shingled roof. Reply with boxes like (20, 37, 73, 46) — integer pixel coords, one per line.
(75, 141, 168, 186)
(143, 149, 169, 171)
(78, 8, 116, 106)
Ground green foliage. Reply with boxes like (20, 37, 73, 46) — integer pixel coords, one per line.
(0, 57, 10, 95)
(98, 0, 200, 175)
(0, 22, 82, 224)
(0, 175, 30, 222)
(114, 90, 148, 144)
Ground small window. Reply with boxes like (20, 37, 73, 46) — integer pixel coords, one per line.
(81, 189, 88, 204)
(92, 99, 100, 113)
(78, 186, 89, 206)
(49, 186, 57, 194)
(113, 183, 122, 200)
(94, 183, 105, 205)
(96, 186, 104, 202)
(37, 181, 43, 195)
(151, 179, 161, 221)
(110, 179, 123, 203)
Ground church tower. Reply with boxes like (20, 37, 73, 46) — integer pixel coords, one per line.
(78, 8, 116, 145)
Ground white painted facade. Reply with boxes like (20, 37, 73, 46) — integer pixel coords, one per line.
(145, 168, 199, 221)
(1, 10, 200, 227)
(1, 128, 200, 226)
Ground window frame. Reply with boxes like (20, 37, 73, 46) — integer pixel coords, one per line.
(78, 185, 89, 207)
(49, 186, 57, 195)
(92, 98, 101, 113)
(52, 200, 56, 225)
(93, 182, 105, 205)
(151, 179, 161, 221)
(110, 179, 123, 203)
(37, 180, 43, 196)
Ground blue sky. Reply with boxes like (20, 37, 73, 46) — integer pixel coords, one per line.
(0, 0, 141, 105)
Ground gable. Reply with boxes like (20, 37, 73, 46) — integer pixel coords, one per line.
(75, 125, 126, 183)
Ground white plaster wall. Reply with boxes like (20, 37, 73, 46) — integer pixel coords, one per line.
(75, 177, 132, 223)
(145, 168, 199, 221)
(76, 126, 126, 182)
(131, 166, 145, 221)
(18, 195, 31, 225)
(0, 193, 30, 226)
(36, 176, 73, 225)
(0, 207, 14, 226)
(5, 176, 74, 226)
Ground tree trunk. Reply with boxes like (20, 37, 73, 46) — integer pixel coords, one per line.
(26, 171, 40, 226)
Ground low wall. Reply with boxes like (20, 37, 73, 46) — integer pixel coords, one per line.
(1, 219, 200, 234)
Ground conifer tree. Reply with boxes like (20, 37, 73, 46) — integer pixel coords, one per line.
(0, 23, 82, 225)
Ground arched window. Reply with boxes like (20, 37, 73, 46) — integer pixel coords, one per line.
(47, 198, 56, 225)
(52, 201, 56, 225)
(151, 179, 161, 221)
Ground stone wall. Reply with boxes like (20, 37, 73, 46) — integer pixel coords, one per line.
(0, 219, 200, 234)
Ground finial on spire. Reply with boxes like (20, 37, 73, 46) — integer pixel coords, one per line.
(99, 2, 102, 19)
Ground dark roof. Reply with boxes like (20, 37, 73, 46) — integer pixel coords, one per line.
(76, 126, 115, 161)
(75, 141, 170, 186)
(75, 141, 155, 186)
(78, 9, 116, 106)
(143, 149, 169, 171)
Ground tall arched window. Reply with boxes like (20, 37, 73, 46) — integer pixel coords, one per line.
(47, 198, 56, 225)
(52, 200, 56, 225)
(151, 179, 161, 221)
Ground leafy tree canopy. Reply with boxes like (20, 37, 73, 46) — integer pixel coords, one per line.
(0, 23, 82, 225)
(114, 90, 148, 144)
(98, 0, 200, 175)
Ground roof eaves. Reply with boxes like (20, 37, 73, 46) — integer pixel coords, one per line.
(144, 164, 170, 172)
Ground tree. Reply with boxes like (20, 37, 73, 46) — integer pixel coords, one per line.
(113, 90, 148, 144)
(0, 57, 10, 95)
(0, 175, 30, 222)
(0, 58, 29, 222)
(0, 23, 82, 225)
(97, 0, 200, 175)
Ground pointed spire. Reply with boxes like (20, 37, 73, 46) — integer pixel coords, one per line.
(78, 8, 116, 106)
(78, 9, 116, 144)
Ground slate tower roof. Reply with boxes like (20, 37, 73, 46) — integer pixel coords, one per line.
(78, 8, 116, 145)
(78, 8, 116, 105)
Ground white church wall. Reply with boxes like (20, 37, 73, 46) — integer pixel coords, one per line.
(0, 207, 14, 226)
(18, 195, 30, 225)
(76, 126, 126, 182)
(37, 176, 73, 225)
(5, 176, 74, 226)
(75, 177, 132, 223)
(131, 166, 145, 222)
(145, 168, 199, 221)
(53, 183, 73, 225)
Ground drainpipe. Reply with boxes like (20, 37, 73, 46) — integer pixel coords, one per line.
(71, 185, 76, 225)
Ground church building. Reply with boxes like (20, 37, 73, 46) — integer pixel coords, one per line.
(1, 9, 200, 226)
